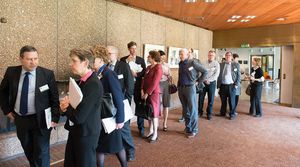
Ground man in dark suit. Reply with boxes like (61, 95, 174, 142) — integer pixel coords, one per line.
(107, 45, 135, 161)
(120, 41, 146, 137)
(0, 45, 60, 167)
(217, 51, 241, 120)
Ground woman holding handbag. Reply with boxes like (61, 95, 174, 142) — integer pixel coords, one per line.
(158, 50, 171, 132)
(141, 50, 163, 143)
(248, 58, 264, 117)
(90, 44, 127, 167)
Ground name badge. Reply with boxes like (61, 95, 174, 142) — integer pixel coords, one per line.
(188, 67, 194, 71)
(39, 84, 49, 92)
(118, 74, 124, 79)
(234, 68, 237, 72)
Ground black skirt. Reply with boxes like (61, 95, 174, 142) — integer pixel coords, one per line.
(96, 127, 123, 153)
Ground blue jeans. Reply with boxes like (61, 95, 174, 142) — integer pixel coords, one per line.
(219, 84, 236, 117)
(249, 83, 263, 115)
(198, 81, 216, 117)
(178, 85, 198, 134)
(121, 120, 135, 156)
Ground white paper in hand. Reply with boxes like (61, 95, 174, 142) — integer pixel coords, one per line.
(68, 77, 83, 108)
(101, 117, 116, 134)
(123, 99, 134, 122)
(45, 107, 52, 129)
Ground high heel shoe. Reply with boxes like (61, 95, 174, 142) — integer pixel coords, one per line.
(149, 137, 158, 143)
(163, 127, 168, 132)
(144, 134, 153, 139)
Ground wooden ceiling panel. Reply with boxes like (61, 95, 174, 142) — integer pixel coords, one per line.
(112, 0, 300, 30)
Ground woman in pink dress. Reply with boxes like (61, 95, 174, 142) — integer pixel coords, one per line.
(141, 50, 163, 143)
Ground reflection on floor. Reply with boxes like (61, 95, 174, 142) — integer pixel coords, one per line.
(239, 81, 280, 104)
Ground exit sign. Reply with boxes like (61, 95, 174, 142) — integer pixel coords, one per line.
(241, 44, 250, 48)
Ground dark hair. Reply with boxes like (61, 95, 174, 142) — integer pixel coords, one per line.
(20, 45, 37, 58)
(69, 48, 94, 69)
(225, 51, 232, 56)
(233, 53, 239, 59)
(127, 41, 137, 49)
(158, 50, 165, 56)
(149, 51, 161, 62)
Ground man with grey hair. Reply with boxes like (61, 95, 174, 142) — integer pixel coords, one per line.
(198, 50, 220, 120)
(178, 48, 207, 138)
(107, 45, 135, 161)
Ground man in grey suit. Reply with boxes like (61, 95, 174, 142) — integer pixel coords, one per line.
(217, 51, 241, 120)
(178, 48, 207, 138)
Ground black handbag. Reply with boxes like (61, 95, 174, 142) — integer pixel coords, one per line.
(168, 76, 177, 94)
(101, 93, 117, 118)
(245, 84, 251, 96)
(135, 100, 153, 120)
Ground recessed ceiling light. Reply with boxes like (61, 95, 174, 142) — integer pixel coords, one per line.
(204, 0, 217, 2)
(185, 0, 197, 2)
(227, 19, 236, 22)
(231, 15, 241, 19)
(276, 17, 286, 21)
(240, 19, 250, 22)
(245, 15, 256, 19)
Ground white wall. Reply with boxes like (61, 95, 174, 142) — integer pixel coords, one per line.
(215, 47, 281, 79)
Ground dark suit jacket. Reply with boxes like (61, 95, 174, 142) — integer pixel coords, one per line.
(64, 72, 103, 137)
(111, 60, 134, 101)
(120, 55, 146, 100)
(217, 62, 241, 88)
(100, 66, 124, 124)
(0, 66, 60, 129)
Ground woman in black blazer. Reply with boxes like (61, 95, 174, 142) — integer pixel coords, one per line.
(60, 48, 103, 167)
(90, 44, 127, 167)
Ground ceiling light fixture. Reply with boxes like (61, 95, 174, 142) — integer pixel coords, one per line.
(204, 0, 217, 2)
(245, 15, 256, 19)
(231, 15, 241, 19)
(185, 0, 197, 3)
(276, 17, 286, 21)
(227, 19, 236, 22)
(240, 19, 250, 22)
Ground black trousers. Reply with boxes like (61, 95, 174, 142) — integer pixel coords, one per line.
(198, 81, 216, 116)
(15, 114, 51, 167)
(249, 83, 263, 115)
(64, 134, 99, 167)
(219, 84, 236, 117)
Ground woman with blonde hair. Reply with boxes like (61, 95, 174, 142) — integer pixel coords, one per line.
(249, 58, 264, 117)
(90, 44, 127, 167)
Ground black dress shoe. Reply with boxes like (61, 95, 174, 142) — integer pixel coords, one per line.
(216, 113, 226, 117)
(139, 130, 145, 137)
(127, 156, 135, 162)
(207, 116, 212, 120)
(254, 114, 262, 118)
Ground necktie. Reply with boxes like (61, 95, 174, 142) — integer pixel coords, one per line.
(109, 64, 115, 71)
(20, 72, 30, 115)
